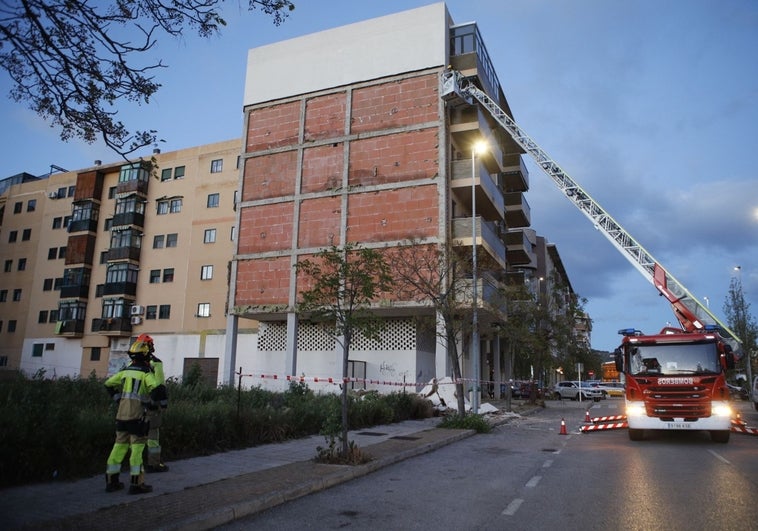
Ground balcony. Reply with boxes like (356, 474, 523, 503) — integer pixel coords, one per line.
(451, 159, 504, 221)
(103, 281, 137, 296)
(500, 156, 529, 193)
(116, 178, 148, 197)
(59, 283, 90, 299)
(106, 246, 141, 262)
(504, 192, 531, 228)
(452, 216, 506, 270)
(92, 317, 132, 336)
(456, 273, 508, 325)
(67, 218, 98, 233)
(505, 228, 537, 268)
(54, 319, 85, 337)
(449, 107, 505, 173)
(111, 211, 145, 229)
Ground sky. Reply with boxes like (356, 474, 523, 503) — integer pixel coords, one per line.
(1, 0, 756, 353)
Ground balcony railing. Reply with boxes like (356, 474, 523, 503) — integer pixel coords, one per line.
(452, 216, 506, 269)
(92, 317, 132, 335)
(504, 192, 531, 228)
(500, 157, 529, 193)
(59, 283, 90, 299)
(54, 319, 85, 336)
(103, 281, 137, 296)
(451, 159, 504, 221)
(106, 246, 141, 262)
(505, 229, 537, 267)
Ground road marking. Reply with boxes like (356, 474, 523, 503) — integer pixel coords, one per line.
(525, 475, 541, 488)
(542, 459, 553, 468)
(502, 498, 523, 516)
(707, 449, 731, 465)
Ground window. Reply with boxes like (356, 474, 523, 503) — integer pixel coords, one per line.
(162, 268, 174, 283)
(0, 321, 3, 333)
(230, 226, 236, 241)
(91, 347, 101, 361)
(197, 303, 210, 317)
(210, 159, 223, 173)
(8, 320, 16, 332)
(32, 344, 44, 357)
(166, 233, 178, 248)
(146, 305, 157, 320)
(13, 202, 22, 214)
(68, 185, 76, 197)
(108, 186, 116, 199)
(104, 218, 113, 230)
(13, 289, 21, 302)
(149, 270, 161, 283)
(99, 251, 108, 264)
(17, 258, 26, 271)
(22, 228, 31, 241)
(200, 265, 213, 280)
(49, 309, 58, 322)
(27, 199, 36, 212)
(52, 217, 63, 229)
(58, 247, 66, 259)
(4, 260, 12, 272)
(157, 200, 169, 215)
(56, 187, 66, 199)
(174, 166, 185, 179)
(153, 235, 165, 249)
(161, 168, 172, 181)
(0, 290, 6, 302)
(43, 278, 53, 291)
(204, 228, 216, 244)
(53, 278, 63, 290)
(8, 230, 17, 243)
(236, 155, 241, 169)
(169, 198, 182, 213)
(0, 356, 6, 367)
(207, 193, 220, 208)
(63, 215, 72, 227)
(158, 305, 171, 319)
(38, 311, 48, 323)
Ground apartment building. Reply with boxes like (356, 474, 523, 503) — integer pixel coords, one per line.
(227, 3, 562, 395)
(0, 139, 243, 381)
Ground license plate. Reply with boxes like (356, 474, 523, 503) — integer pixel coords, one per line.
(667, 422, 691, 429)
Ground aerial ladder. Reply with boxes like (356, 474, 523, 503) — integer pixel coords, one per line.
(441, 70, 741, 354)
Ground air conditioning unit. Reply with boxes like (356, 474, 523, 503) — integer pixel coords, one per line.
(130, 305, 144, 316)
(130, 316, 143, 325)
(48, 191, 59, 199)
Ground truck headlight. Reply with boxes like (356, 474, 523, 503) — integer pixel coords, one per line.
(626, 402, 645, 417)
(712, 403, 732, 417)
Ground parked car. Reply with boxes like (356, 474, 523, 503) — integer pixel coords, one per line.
(586, 381, 608, 399)
(727, 383, 749, 401)
(596, 382, 625, 398)
(552, 381, 603, 402)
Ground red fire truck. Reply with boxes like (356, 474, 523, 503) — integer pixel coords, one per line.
(441, 70, 742, 442)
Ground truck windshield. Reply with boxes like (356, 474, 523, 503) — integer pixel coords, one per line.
(629, 343, 720, 376)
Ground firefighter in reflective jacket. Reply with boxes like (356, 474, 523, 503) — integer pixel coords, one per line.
(104, 336, 160, 494)
(142, 334, 169, 473)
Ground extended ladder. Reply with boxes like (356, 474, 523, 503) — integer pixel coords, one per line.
(441, 70, 740, 350)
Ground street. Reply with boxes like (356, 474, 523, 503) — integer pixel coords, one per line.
(219, 399, 758, 530)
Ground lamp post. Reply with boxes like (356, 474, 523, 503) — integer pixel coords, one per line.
(471, 141, 487, 413)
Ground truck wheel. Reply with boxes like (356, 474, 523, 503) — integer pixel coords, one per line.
(628, 429, 644, 441)
(710, 430, 730, 443)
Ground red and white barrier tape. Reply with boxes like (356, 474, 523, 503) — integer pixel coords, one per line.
(581, 422, 628, 433)
(591, 415, 626, 424)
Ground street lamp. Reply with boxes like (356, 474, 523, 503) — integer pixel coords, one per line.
(471, 140, 487, 413)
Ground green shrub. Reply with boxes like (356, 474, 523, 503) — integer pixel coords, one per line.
(438, 413, 491, 433)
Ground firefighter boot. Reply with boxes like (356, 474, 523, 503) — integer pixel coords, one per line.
(128, 474, 153, 495)
(105, 473, 124, 493)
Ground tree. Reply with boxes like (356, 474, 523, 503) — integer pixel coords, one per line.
(723, 276, 758, 394)
(389, 240, 483, 418)
(0, 0, 294, 159)
(295, 244, 394, 457)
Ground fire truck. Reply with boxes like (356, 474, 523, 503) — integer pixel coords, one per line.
(441, 70, 740, 442)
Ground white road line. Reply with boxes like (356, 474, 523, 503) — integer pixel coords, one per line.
(707, 449, 731, 465)
(525, 475, 541, 488)
(542, 459, 553, 468)
(502, 498, 523, 516)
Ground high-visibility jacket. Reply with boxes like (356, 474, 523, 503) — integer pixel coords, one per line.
(105, 363, 158, 422)
(149, 358, 168, 409)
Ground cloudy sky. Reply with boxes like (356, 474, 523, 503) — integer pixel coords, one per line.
(1, 0, 756, 352)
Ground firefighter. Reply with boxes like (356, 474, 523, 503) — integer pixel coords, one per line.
(104, 335, 159, 494)
(142, 334, 169, 473)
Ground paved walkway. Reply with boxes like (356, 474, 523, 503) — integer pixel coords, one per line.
(2, 400, 569, 530)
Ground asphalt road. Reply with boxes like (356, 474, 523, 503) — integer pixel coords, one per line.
(219, 398, 758, 531)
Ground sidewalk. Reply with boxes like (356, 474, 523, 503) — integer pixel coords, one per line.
(3, 400, 554, 530)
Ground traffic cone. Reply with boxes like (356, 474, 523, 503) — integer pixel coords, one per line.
(584, 410, 591, 423)
(560, 418, 567, 435)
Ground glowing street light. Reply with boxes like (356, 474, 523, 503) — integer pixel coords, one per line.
(471, 140, 487, 414)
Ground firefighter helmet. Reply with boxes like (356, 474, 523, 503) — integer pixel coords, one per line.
(129, 334, 154, 359)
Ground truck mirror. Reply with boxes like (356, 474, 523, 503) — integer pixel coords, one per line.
(723, 344, 735, 371)
(614, 348, 623, 373)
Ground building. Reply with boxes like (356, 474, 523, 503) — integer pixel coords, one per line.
(0, 140, 243, 381)
(227, 3, 572, 396)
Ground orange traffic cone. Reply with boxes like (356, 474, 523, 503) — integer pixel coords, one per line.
(559, 418, 567, 435)
(585, 410, 591, 423)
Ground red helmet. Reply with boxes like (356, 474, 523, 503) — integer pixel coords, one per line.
(129, 334, 155, 358)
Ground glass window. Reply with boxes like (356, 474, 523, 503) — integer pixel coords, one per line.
(204, 228, 216, 244)
(146, 305, 157, 320)
(0, 290, 7, 302)
(68, 185, 76, 197)
(8, 320, 16, 332)
(27, 199, 36, 212)
(58, 247, 66, 259)
(32, 343, 44, 357)
(38, 310, 48, 323)
(169, 198, 182, 213)
(210, 159, 223, 173)
(8, 230, 17, 243)
(22, 228, 31, 241)
(17, 258, 26, 271)
(50, 309, 58, 322)
(52, 217, 62, 229)
(56, 187, 66, 199)
(162, 268, 174, 283)
(91, 347, 101, 361)
(48, 248, 57, 260)
(230, 226, 236, 241)
(207, 193, 220, 208)
(153, 235, 165, 249)
(160, 168, 172, 181)
(166, 233, 178, 247)
(43, 278, 53, 291)
(13, 289, 21, 301)
(197, 303, 210, 317)
(4, 260, 11, 272)
(174, 166, 185, 179)
(157, 201, 169, 215)
(201, 265, 213, 280)
(13, 202, 22, 214)
(158, 305, 171, 319)
(149, 270, 161, 283)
